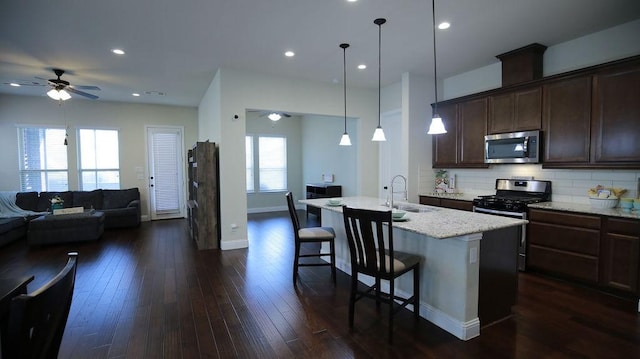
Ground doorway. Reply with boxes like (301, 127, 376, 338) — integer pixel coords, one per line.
(146, 126, 185, 220)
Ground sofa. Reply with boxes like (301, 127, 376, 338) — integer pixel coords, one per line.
(0, 188, 141, 247)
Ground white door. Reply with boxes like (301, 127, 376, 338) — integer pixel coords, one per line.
(378, 110, 406, 199)
(147, 126, 185, 220)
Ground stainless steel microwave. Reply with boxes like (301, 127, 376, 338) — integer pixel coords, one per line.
(484, 130, 540, 164)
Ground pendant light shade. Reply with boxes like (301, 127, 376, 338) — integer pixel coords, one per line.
(427, 0, 447, 135)
(372, 18, 387, 142)
(339, 43, 352, 146)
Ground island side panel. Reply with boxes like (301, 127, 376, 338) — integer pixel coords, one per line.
(321, 207, 482, 340)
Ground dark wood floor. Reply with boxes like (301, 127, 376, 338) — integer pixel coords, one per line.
(1, 211, 639, 358)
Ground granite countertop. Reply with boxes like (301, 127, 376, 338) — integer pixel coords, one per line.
(300, 196, 526, 240)
(528, 201, 640, 220)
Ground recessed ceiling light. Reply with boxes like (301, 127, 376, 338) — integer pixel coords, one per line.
(10, 83, 20, 87)
(438, 22, 450, 30)
(112, 48, 125, 55)
(347, 0, 358, 2)
(132, 93, 140, 97)
(357, 64, 367, 70)
(284, 51, 295, 57)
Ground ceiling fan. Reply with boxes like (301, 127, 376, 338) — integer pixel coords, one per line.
(260, 111, 291, 121)
(38, 68, 101, 100)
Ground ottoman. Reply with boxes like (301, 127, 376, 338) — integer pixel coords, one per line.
(27, 211, 105, 246)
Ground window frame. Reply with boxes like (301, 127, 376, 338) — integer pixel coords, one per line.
(77, 128, 121, 190)
(17, 125, 69, 192)
(246, 134, 288, 193)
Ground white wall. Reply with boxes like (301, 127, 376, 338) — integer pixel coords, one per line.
(301, 115, 358, 198)
(0, 94, 198, 218)
(426, 19, 640, 203)
(199, 68, 377, 250)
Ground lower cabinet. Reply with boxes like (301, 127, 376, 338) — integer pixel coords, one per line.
(528, 208, 640, 296)
(419, 196, 473, 211)
(305, 184, 341, 220)
(601, 218, 640, 293)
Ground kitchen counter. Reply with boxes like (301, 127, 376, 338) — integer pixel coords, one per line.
(300, 196, 525, 340)
(529, 201, 640, 220)
(301, 196, 526, 239)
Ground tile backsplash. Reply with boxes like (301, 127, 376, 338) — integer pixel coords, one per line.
(419, 165, 640, 204)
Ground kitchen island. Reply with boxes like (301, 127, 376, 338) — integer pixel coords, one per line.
(299, 196, 526, 340)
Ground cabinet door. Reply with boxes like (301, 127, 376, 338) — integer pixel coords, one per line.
(440, 198, 473, 211)
(592, 64, 640, 163)
(543, 76, 592, 164)
(489, 87, 541, 134)
(432, 103, 458, 168)
(514, 87, 542, 131)
(601, 218, 640, 294)
(458, 98, 488, 166)
(488, 93, 513, 134)
(419, 196, 441, 206)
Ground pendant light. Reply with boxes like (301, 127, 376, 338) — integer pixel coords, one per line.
(339, 43, 352, 146)
(371, 18, 387, 142)
(427, 0, 447, 135)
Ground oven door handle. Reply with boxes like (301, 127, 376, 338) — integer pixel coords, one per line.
(473, 206, 526, 218)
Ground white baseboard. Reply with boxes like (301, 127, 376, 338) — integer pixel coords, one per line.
(220, 238, 249, 250)
(247, 204, 304, 214)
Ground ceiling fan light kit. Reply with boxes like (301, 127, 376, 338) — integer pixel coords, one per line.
(268, 113, 282, 121)
(47, 88, 71, 101)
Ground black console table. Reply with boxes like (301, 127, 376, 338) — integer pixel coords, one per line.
(306, 184, 342, 220)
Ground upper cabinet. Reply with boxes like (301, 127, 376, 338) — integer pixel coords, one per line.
(542, 58, 640, 169)
(592, 63, 640, 165)
(488, 87, 542, 134)
(543, 75, 592, 164)
(431, 54, 640, 169)
(432, 99, 488, 168)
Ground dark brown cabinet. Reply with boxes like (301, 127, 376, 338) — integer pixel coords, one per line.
(432, 103, 458, 167)
(601, 218, 640, 294)
(488, 86, 542, 134)
(592, 63, 640, 164)
(543, 75, 592, 164)
(187, 141, 220, 250)
(432, 99, 488, 168)
(529, 208, 640, 296)
(305, 184, 341, 220)
(418, 196, 473, 211)
(528, 209, 601, 283)
(459, 98, 489, 166)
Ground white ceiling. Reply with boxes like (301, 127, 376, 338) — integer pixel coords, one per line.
(1, 0, 639, 107)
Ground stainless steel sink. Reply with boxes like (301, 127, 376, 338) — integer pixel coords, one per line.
(393, 204, 439, 213)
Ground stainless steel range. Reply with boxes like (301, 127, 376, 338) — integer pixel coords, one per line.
(473, 179, 552, 271)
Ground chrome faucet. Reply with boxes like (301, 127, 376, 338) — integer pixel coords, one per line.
(389, 174, 408, 209)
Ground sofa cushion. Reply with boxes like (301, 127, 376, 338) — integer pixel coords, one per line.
(15, 192, 39, 211)
(73, 190, 103, 210)
(102, 188, 139, 210)
(37, 191, 73, 212)
(0, 217, 26, 233)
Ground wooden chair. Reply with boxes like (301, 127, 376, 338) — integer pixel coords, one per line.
(342, 206, 420, 343)
(5, 252, 79, 359)
(285, 192, 336, 286)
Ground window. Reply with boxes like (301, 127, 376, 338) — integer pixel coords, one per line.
(18, 127, 68, 192)
(246, 135, 287, 193)
(246, 136, 254, 192)
(78, 129, 120, 190)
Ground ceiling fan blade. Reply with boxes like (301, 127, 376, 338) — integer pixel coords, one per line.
(71, 85, 101, 91)
(67, 87, 99, 100)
